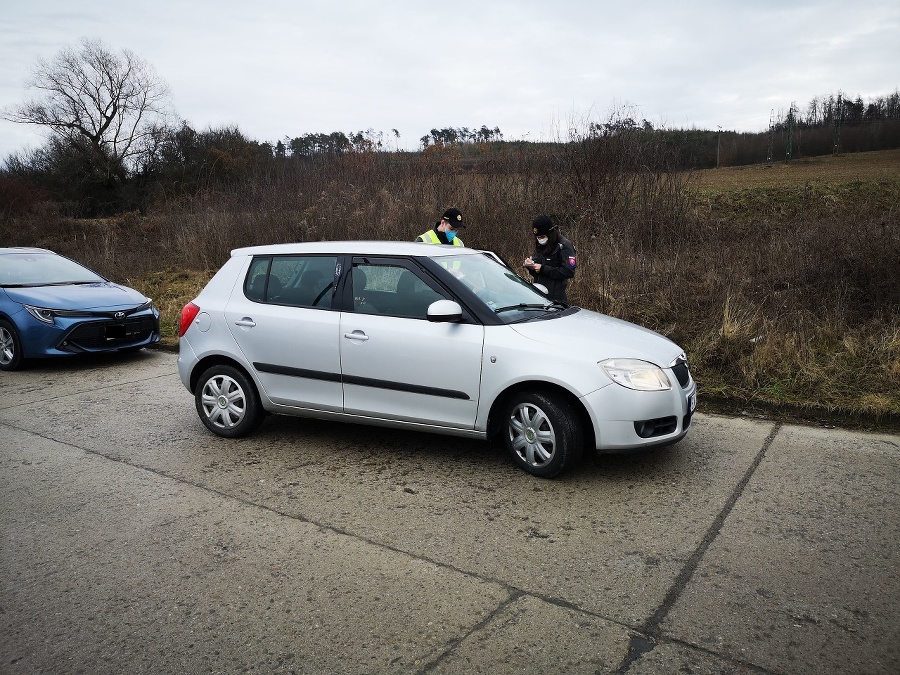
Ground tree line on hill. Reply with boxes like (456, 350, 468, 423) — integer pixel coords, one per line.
(1, 39, 899, 219)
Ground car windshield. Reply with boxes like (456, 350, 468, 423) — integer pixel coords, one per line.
(438, 252, 566, 323)
(0, 252, 105, 287)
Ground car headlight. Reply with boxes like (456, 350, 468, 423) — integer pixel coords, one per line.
(24, 305, 57, 324)
(599, 358, 672, 391)
(135, 299, 159, 316)
(24, 305, 93, 324)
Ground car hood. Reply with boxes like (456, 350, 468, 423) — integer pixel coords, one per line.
(3, 282, 148, 310)
(510, 308, 684, 365)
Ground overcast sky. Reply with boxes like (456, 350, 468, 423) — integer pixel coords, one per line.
(1, 0, 898, 156)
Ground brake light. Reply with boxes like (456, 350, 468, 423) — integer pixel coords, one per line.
(179, 302, 201, 337)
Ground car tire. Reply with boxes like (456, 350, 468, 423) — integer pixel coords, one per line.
(504, 390, 583, 478)
(0, 319, 25, 371)
(195, 364, 264, 438)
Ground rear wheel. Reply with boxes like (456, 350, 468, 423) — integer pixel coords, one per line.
(0, 320, 24, 371)
(195, 364, 264, 437)
(504, 391, 583, 478)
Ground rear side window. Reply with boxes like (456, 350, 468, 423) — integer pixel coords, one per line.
(245, 255, 337, 308)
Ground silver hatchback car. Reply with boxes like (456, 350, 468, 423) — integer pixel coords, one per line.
(177, 241, 696, 477)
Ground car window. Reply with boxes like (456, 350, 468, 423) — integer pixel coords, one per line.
(245, 257, 273, 302)
(245, 255, 337, 308)
(0, 252, 104, 286)
(351, 262, 445, 319)
(436, 253, 563, 323)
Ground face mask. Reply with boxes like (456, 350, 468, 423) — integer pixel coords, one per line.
(446, 230, 456, 242)
(536, 236, 549, 246)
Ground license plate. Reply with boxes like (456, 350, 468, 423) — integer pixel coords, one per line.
(106, 323, 126, 339)
(105, 323, 140, 340)
(688, 393, 697, 413)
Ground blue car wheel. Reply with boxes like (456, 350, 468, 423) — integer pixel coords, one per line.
(0, 319, 25, 371)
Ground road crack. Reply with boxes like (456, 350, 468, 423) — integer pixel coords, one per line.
(616, 422, 783, 674)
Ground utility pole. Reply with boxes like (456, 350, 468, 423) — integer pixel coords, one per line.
(766, 110, 774, 167)
(717, 125, 722, 168)
(786, 103, 796, 162)
(833, 93, 843, 155)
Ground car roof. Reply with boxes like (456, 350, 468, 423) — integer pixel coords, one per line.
(230, 241, 482, 259)
(0, 247, 55, 255)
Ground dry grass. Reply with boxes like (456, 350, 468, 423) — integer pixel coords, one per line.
(3, 147, 898, 424)
(126, 269, 214, 346)
(695, 148, 900, 190)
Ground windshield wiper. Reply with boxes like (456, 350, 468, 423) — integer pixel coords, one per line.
(0, 280, 99, 288)
(493, 303, 555, 314)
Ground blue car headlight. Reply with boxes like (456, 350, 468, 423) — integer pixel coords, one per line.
(23, 304, 155, 325)
(23, 305, 93, 325)
(599, 358, 672, 391)
(137, 300, 159, 316)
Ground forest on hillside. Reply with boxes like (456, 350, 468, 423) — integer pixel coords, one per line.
(1, 40, 899, 219)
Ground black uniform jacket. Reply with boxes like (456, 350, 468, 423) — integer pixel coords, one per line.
(526, 235, 577, 303)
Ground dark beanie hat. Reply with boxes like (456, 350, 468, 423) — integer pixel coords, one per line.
(532, 214, 555, 235)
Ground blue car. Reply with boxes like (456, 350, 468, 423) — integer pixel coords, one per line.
(0, 247, 161, 371)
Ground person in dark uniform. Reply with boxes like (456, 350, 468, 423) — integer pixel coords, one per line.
(415, 207, 466, 246)
(523, 214, 577, 303)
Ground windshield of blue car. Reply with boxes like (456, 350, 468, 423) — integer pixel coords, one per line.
(437, 252, 567, 323)
(0, 253, 105, 287)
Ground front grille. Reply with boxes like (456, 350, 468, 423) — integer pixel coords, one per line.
(63, 316, 158, 350)
(671, 360, 690, 388)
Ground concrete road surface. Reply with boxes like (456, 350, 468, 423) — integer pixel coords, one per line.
(1, 349, 898, 674)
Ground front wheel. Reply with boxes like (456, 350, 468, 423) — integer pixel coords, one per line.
(504, 391, 583, 478)
(0, 320, 25, 371)
(195, 364, 264, 438)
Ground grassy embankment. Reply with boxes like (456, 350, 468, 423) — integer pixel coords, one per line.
(684, 150, 899, 424)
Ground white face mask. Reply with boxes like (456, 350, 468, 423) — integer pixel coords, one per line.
(536, 236, 549, 246)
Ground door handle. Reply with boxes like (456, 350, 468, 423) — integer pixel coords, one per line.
(235, 318, 256, 327)
(343, 331, 369, 341)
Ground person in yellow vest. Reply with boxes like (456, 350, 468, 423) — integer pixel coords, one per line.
(415, 207, 466, 246)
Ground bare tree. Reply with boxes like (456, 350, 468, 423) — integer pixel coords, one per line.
(1, 38, 172, 184)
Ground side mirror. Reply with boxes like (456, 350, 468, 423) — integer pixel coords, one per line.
(534, 283, 549, 295)
(426, 299, 463, 323)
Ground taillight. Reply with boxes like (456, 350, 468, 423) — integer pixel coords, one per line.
(179, 302, 201, 337)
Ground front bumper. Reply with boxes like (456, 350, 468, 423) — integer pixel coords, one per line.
(19, 311, 161, 358)
(583, 377, 697, 450)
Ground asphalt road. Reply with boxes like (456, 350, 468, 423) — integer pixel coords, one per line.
(1, 349, 898, 674)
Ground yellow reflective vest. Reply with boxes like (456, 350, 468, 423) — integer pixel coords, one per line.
(416, 229, 464, 246)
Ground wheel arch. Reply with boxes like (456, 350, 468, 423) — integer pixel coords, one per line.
(486, 381, 596, 449)
(189, 354, 257, 395)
